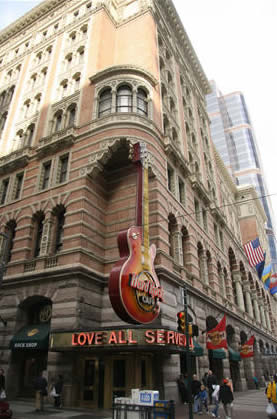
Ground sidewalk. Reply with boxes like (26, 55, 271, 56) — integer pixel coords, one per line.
(8, 388, 268, 419)
(8, 399, 113, 419)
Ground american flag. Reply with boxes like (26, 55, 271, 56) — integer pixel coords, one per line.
(243, 238, 264, 267)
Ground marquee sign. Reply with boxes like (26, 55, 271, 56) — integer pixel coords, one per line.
(50, 328, 194, 351)
(108, 143, 164, 324)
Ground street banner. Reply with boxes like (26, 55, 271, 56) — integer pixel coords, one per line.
(206, 315, 227, 350)
(240, 335, 255, 358)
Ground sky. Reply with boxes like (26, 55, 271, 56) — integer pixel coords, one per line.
(0, 0, 277, 229)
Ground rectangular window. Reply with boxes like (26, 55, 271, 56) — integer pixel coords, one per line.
(0, 178, 10, 205)
(167, 166, 174, 193)
(178, 178, 185, 205)
(13, 173, 24, 200)
(219, 230, 224, 250)
(202, 208, 207, 230)
(194, 199, 200, 223)
(41, 161, 52, 190)
(57, 154, 69, 184)
(214, 223, 219, 245)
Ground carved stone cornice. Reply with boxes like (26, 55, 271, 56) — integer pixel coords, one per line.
(36, 126, 76, 158)
(90, 65, 158, 87)
(164, 139, 191, 177)
(210, 203, 226, 227)
(189, 173, 210, 205)
(0, 146, 31, 176)
(0, 0, 64, 45)
(154, 0, 210, 95)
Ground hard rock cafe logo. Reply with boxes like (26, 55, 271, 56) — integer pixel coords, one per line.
(27, 328, 39, 337)
(208, 330, 225, 346)
(129, 272, 164, 313)
(241, 344, 252, 355)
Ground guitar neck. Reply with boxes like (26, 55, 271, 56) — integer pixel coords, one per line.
(136, 161, 150, 266)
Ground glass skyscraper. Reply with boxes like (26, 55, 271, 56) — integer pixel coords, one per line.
(206, 81, 277, 271)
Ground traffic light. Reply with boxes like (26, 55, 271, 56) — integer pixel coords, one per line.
(177, 311, 185, 332)
(192, 324, 199, 337)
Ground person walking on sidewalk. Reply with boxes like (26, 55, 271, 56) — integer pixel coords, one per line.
(267, 374, 277, 414)
(191, 374, 201, 413)
(211, 384, 220, 418)
(53, 374, 63, 409)
(34, 370, 48, 412)
(207, 370, 217, 405)
(219, 378, 234, 419)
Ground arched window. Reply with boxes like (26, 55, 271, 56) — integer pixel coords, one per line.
(5, 220, 16, 263)
(67, 105, 76, 127)
(33, 212, 45, 258)
(137, 88, 148, 116)
(53, 111, 63, 132)
(54, 208, 65, 253)
(73, 73, 81, 91)
(116, 85, 132, 113)
(60, 80, 68, 99)
(26, 124, 35, 146)
(98, 88, 112, 117)
(0, 112, 8, 132)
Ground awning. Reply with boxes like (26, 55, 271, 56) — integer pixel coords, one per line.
(10, 324, 50, 350)
(210, 349, 226, 359)
(228, 347, 241, 361)
(192, 340, 204, 357)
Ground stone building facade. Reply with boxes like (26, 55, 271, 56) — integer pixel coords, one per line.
(0, 0, 276, 409)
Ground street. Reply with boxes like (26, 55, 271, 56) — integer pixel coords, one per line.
(8, 388, 269, 419)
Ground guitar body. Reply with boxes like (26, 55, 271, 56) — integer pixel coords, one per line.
(109, 226, 162, 324)
(108, 142, 163, 324)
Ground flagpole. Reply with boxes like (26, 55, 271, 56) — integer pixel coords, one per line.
(183, 285, 193, 419)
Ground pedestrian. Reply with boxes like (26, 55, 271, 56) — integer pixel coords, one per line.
(219, 378, 234, 419)
(53, 374, 63, 408)
(267, 374, 277, 415)
(177, 374, 186, 404)
(207, 369, 217, 404)
(34, 370, 48, 412)
(0, 369, 5, 399)
(198, 384, 209, 415)
(211, 384, 220, 418)
(191, 374, 201, 413)
(253, 376, 259, 389)
(202, 372, 208, 386)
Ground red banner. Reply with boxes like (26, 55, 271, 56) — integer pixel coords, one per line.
(240, 335, 255, 358)
(206, 315, 227, 350)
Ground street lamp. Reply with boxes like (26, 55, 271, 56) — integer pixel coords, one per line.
(183, 285, 193, 419)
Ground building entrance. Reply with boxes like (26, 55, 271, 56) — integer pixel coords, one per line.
(78, 353, 153, 408)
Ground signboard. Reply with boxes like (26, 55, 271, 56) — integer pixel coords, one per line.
(50, 328, 194, 351)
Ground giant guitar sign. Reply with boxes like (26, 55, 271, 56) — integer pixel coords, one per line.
(108, 142, 164, 324)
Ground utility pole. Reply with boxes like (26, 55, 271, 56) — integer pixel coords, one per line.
(0, 233, 8, 326)
(183, 285, 193, 419)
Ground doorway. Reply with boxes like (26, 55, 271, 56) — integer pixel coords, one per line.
(79, 352, 153, 408)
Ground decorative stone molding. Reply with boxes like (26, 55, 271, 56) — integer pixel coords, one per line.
(82, 137, 158, 179)
(90, 65, 157, 87)
(36, 126, 76, 158)
(0, 146, 31, 176)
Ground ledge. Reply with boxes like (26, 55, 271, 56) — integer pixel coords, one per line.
(90, 65, 158, 87)
(36, 126, 76, 158)
(0, 146, 31, 175)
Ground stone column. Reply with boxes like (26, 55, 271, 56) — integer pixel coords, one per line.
(200, 253, 208, 285)
(111, 88, 117, 113)
(172, 231, 182, 265)
(260, 305, 267, 328)
(252, 296, 261, 323)
(243, 284, 254, 318)
(265, 310, 272, 331)
(219, 270, 226, 298)
(232, 271, 245, 311)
